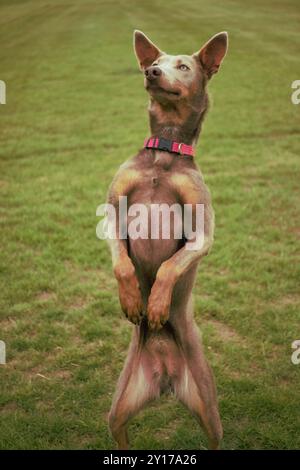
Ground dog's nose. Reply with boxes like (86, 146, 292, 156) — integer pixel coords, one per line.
(145, 66, 162, 81)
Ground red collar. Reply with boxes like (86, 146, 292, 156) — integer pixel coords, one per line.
(144, 137, 195, 157)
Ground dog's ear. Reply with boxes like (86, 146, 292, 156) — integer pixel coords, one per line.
(134, 30, 163, 70)
(194, 32, 228, 79)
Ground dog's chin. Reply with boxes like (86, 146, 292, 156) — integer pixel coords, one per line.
(146, 84, 181, 101)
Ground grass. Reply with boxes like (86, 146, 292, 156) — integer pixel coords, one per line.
(0, 0, 300, 450)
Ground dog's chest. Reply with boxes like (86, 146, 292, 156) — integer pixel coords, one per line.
(153, 151, 175, 170)
(146, 155, 176, 202)
(129, 151, 200, 206)
(148, 151, 178, 189)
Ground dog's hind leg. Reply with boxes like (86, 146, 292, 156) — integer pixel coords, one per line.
(108, 330, 160, 449)
(174, 325, 223, 450)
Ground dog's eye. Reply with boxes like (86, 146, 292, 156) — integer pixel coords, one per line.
(152, 62, 159, 66)
(178, 64, 190, 71)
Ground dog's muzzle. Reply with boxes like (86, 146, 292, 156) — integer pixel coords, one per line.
(145, 66, 162, 81)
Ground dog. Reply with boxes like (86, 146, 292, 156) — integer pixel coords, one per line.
(107, 30, 228, 450)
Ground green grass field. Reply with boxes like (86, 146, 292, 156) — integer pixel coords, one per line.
(1, 0, 300, 450)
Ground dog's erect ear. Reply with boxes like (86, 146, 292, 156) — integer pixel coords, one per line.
(195, 32, 228, 79)
(134, 30, 163, 70)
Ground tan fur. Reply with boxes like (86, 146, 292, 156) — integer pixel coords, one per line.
(111, 168, 140, 198)
(170, 173, 201, 206)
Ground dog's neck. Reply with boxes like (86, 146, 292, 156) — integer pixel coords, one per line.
(148, 94, 209, 146)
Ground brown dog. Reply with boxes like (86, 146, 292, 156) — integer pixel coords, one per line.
(107, 30, 228, 450)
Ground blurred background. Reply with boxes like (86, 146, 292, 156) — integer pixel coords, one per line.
(0, 0, 299, 449)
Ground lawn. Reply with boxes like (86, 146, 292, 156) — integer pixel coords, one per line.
(0, 0, 300, 450)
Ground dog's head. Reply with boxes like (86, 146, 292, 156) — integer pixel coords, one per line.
(134, 30, 228, 105)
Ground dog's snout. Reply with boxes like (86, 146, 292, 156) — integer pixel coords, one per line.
(145, 66, 162, 81)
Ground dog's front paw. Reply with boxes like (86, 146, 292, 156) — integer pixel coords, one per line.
(147, 280, 172, 330)
(114, 261, 143, 325)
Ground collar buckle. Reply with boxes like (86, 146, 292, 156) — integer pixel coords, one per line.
(157, 138, 172, 153)
(144, 136, 195, 157)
